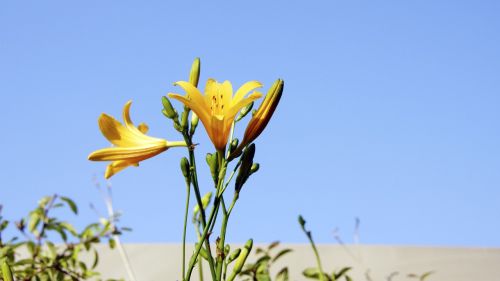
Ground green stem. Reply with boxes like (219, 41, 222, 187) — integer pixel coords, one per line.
(185, 196, 222, 281)
(182, 134, 217, 281)
(169, 140, 189, 147)
(215, 199, 228, 280)
(182, 179, 191, 280)
(306, 232, 326, 281)
(216, 194, 239, 281)
(195, 226, 205, 281)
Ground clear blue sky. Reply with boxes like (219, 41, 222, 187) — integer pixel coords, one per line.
(1, 1, 499, 246)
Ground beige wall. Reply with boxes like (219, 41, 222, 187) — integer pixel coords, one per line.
(94, 244, 500, 281)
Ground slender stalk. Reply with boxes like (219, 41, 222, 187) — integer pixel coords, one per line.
(185, 196, 221, 281)
(102, 184, 138, 281)
(215, 199, 228, 280)
(186, 151, 229, 281)
(305, 231, 326, 281)
(195, 226, 205, 281)
(182, 134, 217, 281)
(181, 179, 191, 279)
(216, 194, 238, 281)
(113, 235, 137, 281)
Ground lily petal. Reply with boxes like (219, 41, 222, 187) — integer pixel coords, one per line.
(88, 143, 168, 161)
(232, 81, 262, 105)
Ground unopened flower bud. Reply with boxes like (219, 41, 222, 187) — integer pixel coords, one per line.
(189, 58, 201, 87)
(217, 164, 227, 183)
(180, 157, 190, 179)
(229, 138, 239, 154)
(180, 108, 189, 131)
(195, 242, 209, 260)
(298, 215, 306, 228)
(193, 191, 212, 215)
(227, 248, 241, 263)
(161, 96, 178, 119)
(235, 144, 255, 193)
(228, 239, 253, 281)
(235, 101, 254, 122)
(206, 153, 219, 183)
(173, 121, 183, 132)
(250, 163, 260, 175)
(224, 244, 231, 257)
(190, 113, 199, 135)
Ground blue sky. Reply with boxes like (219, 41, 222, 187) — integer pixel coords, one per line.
(1, 1, 499, 246)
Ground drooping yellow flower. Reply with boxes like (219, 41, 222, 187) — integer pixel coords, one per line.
(88, 101, 186, 178)
(168, 79, 263, 151)
(229, 79, 284, 160)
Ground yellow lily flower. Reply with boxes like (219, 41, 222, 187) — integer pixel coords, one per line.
(168, 79, 263, 151)
(88, 101, 186, 178)
(229, 79, 284, 160)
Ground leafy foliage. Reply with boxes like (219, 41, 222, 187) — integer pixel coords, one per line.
(0, 195, 125, 281)
(238, 241, 292, 281)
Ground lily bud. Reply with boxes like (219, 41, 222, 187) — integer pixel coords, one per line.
(193, 191, 212, 215)
(180, 107, 189, 131)
(206, 153, 219, 183)
(250, 163, 260, 175)
(229, 138, 239, 155)
(195, 242, 209, 260)
(180, 157, 190, 179)
(298, 215, 306, 228)
(235, 101, 254, 122)
(228, 239, 253, 281)
(190, 113, 199, 135)
(224, 244, 231, 257)
(161, 96, 178, 119)
(235, 144, 255, 193)
(229, 80, 284, 161)
(217, 164, 227, 183)
(189, 58, 201, 87)
(227, 248, 241, 263)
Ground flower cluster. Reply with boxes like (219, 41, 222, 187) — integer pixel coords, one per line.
(88, 59, 283, 179)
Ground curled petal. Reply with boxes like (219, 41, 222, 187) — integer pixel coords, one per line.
(89, 101, 186, 178)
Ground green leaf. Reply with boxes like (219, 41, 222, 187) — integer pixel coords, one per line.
(79, 261, 88, 272)
(268, 241, 280, 250)
(92, 250, 99, 269)
(1, 261, 14, 281)
(26, 241, 36, 255)
(255, 247, 265, 254)
(51, 224, 68, 241)
(276, 268, 289, 281)
(272, 248, 293, 263)
(256, 273, 271, 281)
(60, 222, 78, 236)
(28, 211, 41, 233)
(60, 197, 78, 214)
(108, 238, 116, 249)
(0, 220, 8, 232)
(38, 196, 52, 208)
(420, 271, 435, 281)
(334, 267, 352, 279)
(303, 268, 322, 280)
(47, 241, 57, 258)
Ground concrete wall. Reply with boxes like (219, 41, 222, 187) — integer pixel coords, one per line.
(94, 244, 500, 281)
